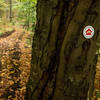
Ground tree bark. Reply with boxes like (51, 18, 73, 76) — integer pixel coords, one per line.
(26, 0, 100, 100)
(9, 0, 12, 22)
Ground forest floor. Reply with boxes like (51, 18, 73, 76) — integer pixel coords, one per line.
(93, 62, 100, 100)
(0, 25, 32, 100)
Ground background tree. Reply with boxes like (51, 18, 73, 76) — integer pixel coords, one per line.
(0, 0, 36, 31)
(9, 0, 12, 22)
(25, 0, 100, 100)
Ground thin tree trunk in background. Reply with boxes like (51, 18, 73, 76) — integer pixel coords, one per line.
(26, 0, 100, 100)
(9, 0, 12, 22)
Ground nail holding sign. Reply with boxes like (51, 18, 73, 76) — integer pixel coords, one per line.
(83, 26, 94, 39)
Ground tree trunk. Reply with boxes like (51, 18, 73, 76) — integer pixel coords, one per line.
(26, 0, 100, 100)
(9, 0, 12, 22)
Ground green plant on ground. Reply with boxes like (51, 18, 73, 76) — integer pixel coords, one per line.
(97, 91, 100, 98)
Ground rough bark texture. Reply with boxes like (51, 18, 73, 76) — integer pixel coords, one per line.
(26, 0, 100, 100)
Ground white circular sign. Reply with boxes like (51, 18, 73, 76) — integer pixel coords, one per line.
(83, 25, 94, 39)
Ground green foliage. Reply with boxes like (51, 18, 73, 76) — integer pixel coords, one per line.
(0, 0, 6, 15)
(0, 0, 6, 8)
(0, 0, 37, 31)
(15, 0, 37, 31)
(97, 92, 100, 98)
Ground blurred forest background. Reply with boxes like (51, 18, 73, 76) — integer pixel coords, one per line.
(0, 0, 36, 99)
(0, 0, 36, 31)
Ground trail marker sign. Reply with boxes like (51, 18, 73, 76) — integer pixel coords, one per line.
(83, 26, 94, 39)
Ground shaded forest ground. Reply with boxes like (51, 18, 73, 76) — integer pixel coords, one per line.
(0, 24, 32, 100)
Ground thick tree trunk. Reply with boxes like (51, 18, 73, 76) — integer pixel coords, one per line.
(26, 0, 100, 100)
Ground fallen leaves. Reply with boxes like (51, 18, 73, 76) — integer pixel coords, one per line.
(93, 62, 100, 100)
(0, 25, 32, 99)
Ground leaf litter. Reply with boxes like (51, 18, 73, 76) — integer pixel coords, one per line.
(0, 25, 32, 100)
